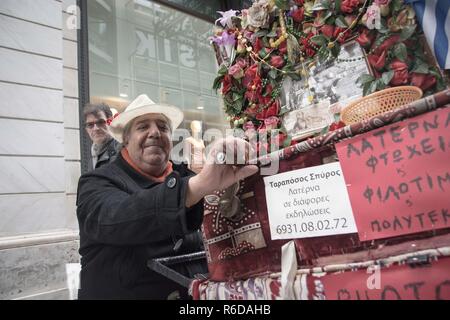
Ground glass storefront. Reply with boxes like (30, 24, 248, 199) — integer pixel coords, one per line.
(87, 0, 228, 132)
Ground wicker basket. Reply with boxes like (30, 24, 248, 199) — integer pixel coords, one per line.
(341, 86, 423, 125)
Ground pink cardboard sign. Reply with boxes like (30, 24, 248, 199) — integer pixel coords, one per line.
(336, 107, 450, 241)
(314, 257, 450, 300)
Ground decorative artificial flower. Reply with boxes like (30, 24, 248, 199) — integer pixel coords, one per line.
(329, 121, 346, 131)
(375, 0, 391, 16)
(367, 50, 387, 71)
(341, 0, 360, 14)
(356, 29, 374, 47)
(300, 33, 316, 57)
(387, 7, 416, 32)
(243, 121, 256, 131)
(291, 7, 305, 23)
(222, 74, 232, 94)
(247, 0, 271, 29)
(373, 34, 400, 55)
(229, 63, 244, 79)
(270, 55, 285, 68)
(390, 59, 409, 86)
(264, 116, 280, 130)
(410, 73, 437, 92)
(362, 4, 381, 30)
(216, 9, 239, 29)
(242, 64, 258, 88)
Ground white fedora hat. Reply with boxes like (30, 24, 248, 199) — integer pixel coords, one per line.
(109, 94, 184, 143)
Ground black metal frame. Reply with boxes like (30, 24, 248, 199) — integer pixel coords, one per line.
(147, 251, 207, 288)
(77, 0, 92, 174)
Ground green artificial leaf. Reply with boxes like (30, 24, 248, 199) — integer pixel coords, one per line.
(400, 25, 416, 41)
(286, 71, 302, 81)
(217, 64, 228, 75)
(274, 0, 289, 10)
(381, 70, 394, 85)
(367, 80, 379, 95)
(412, 61, 429, 74)
(310, 35, 328, 46)
(356, 73, 375, 86)
(391, 0, 403, 13)
(233, 99, 243, 113)
(232, 92, 242, 102)
(393, 43, 407, 62)
(376, 79, 386, 91)
(254, 29, 268, 38)
(363, 82, 372, 96)
(317, 48, 330, 62)
(335, 15, 347, 28)
(335, 0, 342, 13)
(269, 69, 278, 80)
(212, 75, 225, 91)
(330, 42, 341, 58)
(374, 34, 390, 48)
(267, 30, 278, 38)
(312, 0, 330, 11)
(375, 17, 390, 34)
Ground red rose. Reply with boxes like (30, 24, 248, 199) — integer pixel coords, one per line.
(410, 73, 437, 91)
(341, 0, 360, 13)
(265, 84, 273, 96)
(321, 25, 334, 38)
(329, 121, 346, 131)
(356, 29, 373, 47)
(294, 0, 304, 4)
(222, 74, 232, 94)
(389, 59, 409, 86)
(243, 64, 258, 88)
(291, 8, 305, 23)
(278, 40, 287, 55)
(265, 100, 280, 118)
(301, 33, 316, 57)
(367, 50, 387, 71)
(270, 55, 285, 69)
(334, 27, 350, 43)
(254, 37, 263, 53)
(374, 35, 400, 55)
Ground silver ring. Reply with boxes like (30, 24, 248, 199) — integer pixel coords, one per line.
(215, 151, 226, 164)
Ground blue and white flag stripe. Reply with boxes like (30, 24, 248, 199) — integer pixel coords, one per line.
(406, 0, 450, 69)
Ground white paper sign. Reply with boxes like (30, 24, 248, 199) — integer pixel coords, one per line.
(263, 162, 357, 240)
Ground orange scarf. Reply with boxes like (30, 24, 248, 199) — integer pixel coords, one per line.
(121, 148, 173, 183)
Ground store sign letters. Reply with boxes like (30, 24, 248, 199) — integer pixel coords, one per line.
(336, 107, 450, 241)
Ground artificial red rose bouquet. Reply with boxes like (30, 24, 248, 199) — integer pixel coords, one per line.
(212, 0, 445, 151)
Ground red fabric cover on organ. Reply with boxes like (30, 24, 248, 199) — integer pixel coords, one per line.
(202, 145, 339, 281)
(202, 143, 450, 282)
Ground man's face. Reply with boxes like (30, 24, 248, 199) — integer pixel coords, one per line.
(85, 112, 110, 145)
(125, 114, 173, 175)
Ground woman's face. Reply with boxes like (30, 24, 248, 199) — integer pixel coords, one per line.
(125, 114, 173, 175)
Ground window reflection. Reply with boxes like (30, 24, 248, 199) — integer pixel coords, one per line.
(88, 0, 228, 133)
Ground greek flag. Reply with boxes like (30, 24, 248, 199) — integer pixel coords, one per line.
(406, 0, 450, 69)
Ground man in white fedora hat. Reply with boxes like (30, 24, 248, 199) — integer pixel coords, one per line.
(76, 94, 258, 299)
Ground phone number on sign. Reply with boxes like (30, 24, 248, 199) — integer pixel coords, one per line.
(276, 218, 348, 235)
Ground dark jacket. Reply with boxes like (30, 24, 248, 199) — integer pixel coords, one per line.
(76, 153, 206, 300)
(93, 138, 120, 169)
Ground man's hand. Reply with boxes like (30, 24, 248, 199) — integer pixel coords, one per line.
(186, 137, 259, 208)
